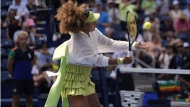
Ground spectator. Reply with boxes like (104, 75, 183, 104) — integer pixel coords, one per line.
(169, 0, 183, 21)
(119, 0, 139, 33)
(31, 55, 40, 75)
(160, 15, 175, 44)
(7, 31, 35, 107)
(141, 0, 156, 15)
(157, 44, 174, 80)
(35, 43, 55, 68)
(158, 44, 174, 69)
(173, 12, 190, 42)
(13, 0, 28, 6)
(170, 38, 181, 53)
(88, 0, 96, 12)
(26, 0, 37, 19)
(169, 40, 190, 69)
(156, 39, 181, 80)
(183, 42, 190, 53)
(2, 9, 17, 28)
(169, 40, 190, 92)
(33, 64, 54, 88)
(6, 16, 22, 41)
(183, 1, 190, 20)
(167, 34, 176, 42)
(155, 0, 170, 15)
(8, 0, 30, 21)
(14, 19, 36, 46)
(105, 0, 120, 38)
(95, 0, 110, 35)
(144, 11, 160, 41)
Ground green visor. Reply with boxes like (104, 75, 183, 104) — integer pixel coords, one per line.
(85, 11, 100, 23)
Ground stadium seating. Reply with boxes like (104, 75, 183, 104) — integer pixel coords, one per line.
(1, 71, 12, 82)
(1, 71, 13, 98)
(1, 71, 39, 107)
(1, 29, 7, 39)
(1, 48, 8, 59)
(1, 0, 12, 10)
(6, 48, 12, 54)
(1, 38, 14, 48)
(1, 59, 8, 70)
(1, 9, 8, 21)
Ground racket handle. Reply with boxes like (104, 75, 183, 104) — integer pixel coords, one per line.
(128, 50, 130, 56)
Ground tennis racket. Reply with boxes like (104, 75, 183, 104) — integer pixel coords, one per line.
(126, 10, 138, 56)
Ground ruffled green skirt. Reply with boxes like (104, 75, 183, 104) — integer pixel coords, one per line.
(61, 63, 95, 98)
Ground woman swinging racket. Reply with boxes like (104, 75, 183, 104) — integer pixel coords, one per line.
(45, 0, 148, 107)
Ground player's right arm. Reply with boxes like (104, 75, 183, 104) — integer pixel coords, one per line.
(7, 48, 16, 77)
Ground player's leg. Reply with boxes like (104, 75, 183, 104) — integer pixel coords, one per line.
(25, 95, 33, 107)
(87, 93, 101, 107)
(68, 95, 89, 107)
(12, 94, 21, 107)
(25, 79, 34, 107)
(12, 80, 23, 107)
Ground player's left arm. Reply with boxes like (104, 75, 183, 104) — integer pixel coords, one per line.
(7, 50, 15, 77)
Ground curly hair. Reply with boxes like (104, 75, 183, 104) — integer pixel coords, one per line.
(55, 1, 87, 33)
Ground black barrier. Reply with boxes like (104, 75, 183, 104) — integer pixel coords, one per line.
(98, 67, 109, 107)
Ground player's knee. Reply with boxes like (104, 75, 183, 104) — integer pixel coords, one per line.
(26, 98, 33, 104)
(12, 98, 19, 105)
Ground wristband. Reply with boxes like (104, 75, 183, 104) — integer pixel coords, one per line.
(117, 58, 124, 64)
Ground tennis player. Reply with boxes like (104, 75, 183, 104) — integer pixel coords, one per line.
(45, 1, 148, 107)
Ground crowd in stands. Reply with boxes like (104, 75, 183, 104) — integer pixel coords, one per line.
(1, 0, 190, 105)
(1, 0, 59, 95)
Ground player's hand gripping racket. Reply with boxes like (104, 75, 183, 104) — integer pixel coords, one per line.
(126, 10, 138, 56)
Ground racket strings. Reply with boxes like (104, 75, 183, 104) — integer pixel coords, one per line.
(127, 12, 137, 40)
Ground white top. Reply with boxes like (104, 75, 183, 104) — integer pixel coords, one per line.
(8, 3, 29, 18)
(159, 53, 173, 69)
(170, 10, 182, 21)
(12, 0, 28, 6)
(67, 28, 137, 67)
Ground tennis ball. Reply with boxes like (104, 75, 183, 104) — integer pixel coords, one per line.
(143, 22, 151, 29)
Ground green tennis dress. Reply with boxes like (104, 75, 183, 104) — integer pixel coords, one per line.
(62, 63, 95, 98)
(45, 41, 95, 107)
